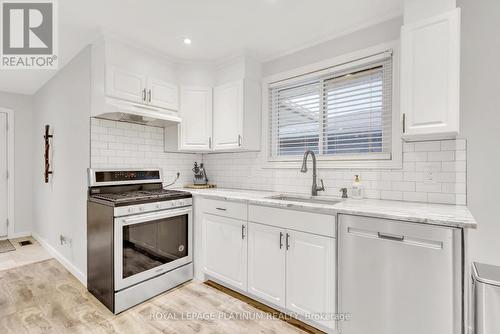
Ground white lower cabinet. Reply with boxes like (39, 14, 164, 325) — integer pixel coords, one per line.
(286, 230, 335, 329)
(201, 201, 336, 332)
(202, 213, 247, 291)
(248, 223, 286, 308)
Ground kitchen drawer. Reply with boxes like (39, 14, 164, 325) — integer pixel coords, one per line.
(201, 198, 247, 221)
(248, 205, 335, 238)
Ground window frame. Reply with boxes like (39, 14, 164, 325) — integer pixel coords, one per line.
(261, 41, 402, 169)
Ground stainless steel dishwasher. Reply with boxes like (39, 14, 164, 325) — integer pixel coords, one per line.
(338, 214, 463, 334)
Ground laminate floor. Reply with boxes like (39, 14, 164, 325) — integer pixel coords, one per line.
(0, 259, 305, 334)
(0, 237, 52, 271)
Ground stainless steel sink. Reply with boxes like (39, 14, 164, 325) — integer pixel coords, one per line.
(266, 194, 342, 205)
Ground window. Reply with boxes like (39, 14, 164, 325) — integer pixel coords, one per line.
(268, 52, 393, 162)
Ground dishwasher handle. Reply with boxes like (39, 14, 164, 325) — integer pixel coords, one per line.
(377, 232, 405, 242)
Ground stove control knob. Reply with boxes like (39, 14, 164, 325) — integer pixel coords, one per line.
(155, 204, 161, 209)
(178, 200, 184, 206)
(128, 207, 134, 213)
(138, 207, 144, 212)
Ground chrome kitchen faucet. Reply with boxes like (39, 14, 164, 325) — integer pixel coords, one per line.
(300, 150, 325, 196)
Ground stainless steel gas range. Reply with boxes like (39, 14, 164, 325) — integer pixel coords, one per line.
(87, 168, 193, 314)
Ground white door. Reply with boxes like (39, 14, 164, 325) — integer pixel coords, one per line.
(106, 66, 147, 103)
(286, 230, 335, 329)
(213, 81, 243, 150)
(248, 222, 286, 307)
(203, 213, 247, 291)
(401, 9, 460, 138)
(179, 87, 212, 151)
(148, 78, 179, 111)
(0, 112, 7, 237)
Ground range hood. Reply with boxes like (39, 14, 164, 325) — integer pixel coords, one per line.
(95, 97, 181, 127)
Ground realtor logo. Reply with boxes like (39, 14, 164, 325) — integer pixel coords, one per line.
(1, 0, 58, 69)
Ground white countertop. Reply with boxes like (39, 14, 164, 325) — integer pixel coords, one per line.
(179, 187, 477, 228)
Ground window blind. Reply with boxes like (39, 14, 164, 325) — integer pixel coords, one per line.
(269, 53, 393, 160)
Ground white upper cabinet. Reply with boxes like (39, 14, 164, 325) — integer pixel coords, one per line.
(401, 8, 461, 139)
(106, 66, 147, 104)
(213, 81, 243, 150)
(148, 78, 179, 110)
(178, 86, 213, 151)
(212, 79, 261, 151)
(91, 38, 179, 117)
(104, 69, 179, 111)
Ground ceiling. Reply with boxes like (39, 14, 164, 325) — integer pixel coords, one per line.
(0, 0, 403, 95)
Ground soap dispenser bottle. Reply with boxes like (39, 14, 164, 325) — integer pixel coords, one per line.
(351, 175, 363, 199)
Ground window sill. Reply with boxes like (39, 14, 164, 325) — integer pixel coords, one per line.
(262, 158, 403, 170)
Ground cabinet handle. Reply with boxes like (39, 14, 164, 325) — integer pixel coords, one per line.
(242, 225, 246, 240)
(215, 207, 226, 211)
(209, 137, 212, 149)
(285, 233, 290, 250)
(279, 232, 284, 249)
(148, 89, 152, 103)
(377, 232, 405, 242)
(238, 134, 242, 147)
(402, 113, 406, 134)
(142, 88, 146, 102)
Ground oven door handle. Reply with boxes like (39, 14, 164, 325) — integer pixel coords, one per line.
(119, 207, 192, 226)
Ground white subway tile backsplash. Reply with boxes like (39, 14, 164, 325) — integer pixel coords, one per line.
(416, 182, 442, 193)
(392, 181, 416, 192)
(428, 151, 455, 161)
(427, 193, 456, 205)
(380, 171, 403, 181)
(201, 138, 467, 205)
(381, 190, 403, 201)
(403, 151, 428, 162)
(90, 118, 200, 187)
(414, 141, 441, 152)
(442, 161, 467, 172)
(441, 139, 466, 151)
(403, 192, 428, 202)
(403, 142, 415, 152)
(90, 119, 467, 206)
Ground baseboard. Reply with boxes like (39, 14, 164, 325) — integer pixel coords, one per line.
(32, 232, 87, 287)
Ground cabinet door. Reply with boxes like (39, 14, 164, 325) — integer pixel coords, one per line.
(248, 223, 286, 307)
(148, 78, 179, 111)
(213, 81, 243, 150)
(178, 87, 213, 151)
(286, 230, 335, 329)
(106, 66, 146, 103)
(401, 9, 460, 138)
(338, 214, 461, 334)
(202, 213, 247, 291)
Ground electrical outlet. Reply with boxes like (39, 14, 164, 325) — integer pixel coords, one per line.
(59, 235, 72, 246)
(423, 165, 439, 184)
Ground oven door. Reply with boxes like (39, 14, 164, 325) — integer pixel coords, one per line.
(114, 207, 192, 291)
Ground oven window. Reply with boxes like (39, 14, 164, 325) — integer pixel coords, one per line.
(122, 214, 188, 279)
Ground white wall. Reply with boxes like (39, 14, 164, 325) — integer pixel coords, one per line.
(404, 0, 456, 23)
(458, 0, 500, 266)
(32, 46, 91, 282)
(263, 16, 402, 77)
(0, 92, 33, 236)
